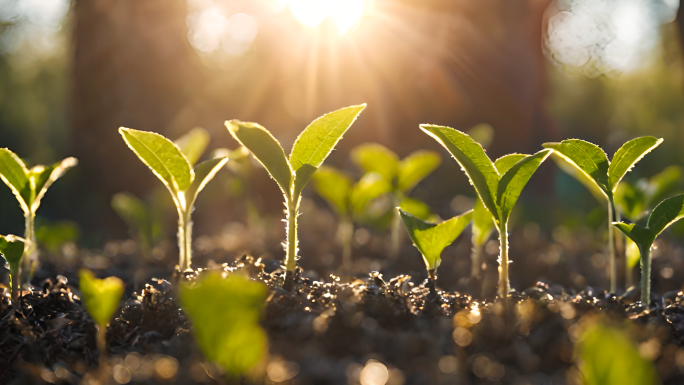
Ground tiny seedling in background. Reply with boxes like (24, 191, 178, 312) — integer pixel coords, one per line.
(398, 209, 472, 296)
(543, 137, 662, 294)
(471, 197, 495, 278)
(226, 104, 365, 289)
(312, 166, 396, 275)
(111, 192, 163, 259)
(351, 143, 441, 257)
(119, 127, 228, 272)
(0, 235, 25, 305)
(79, 269, 124, 371)
(614, 194, 684, 304)
(0, 149, 77, 284)
(421, 124, 551, 298)
(179, 272, 268, 378)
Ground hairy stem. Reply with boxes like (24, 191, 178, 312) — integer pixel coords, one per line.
(497, 223, 510, 299)
(284, 197, 300, 273)
(21, 211, 36, 288)
(608, 200, 616, 294)
(177, 211, 193, 272)
(639, 244, 651, 305)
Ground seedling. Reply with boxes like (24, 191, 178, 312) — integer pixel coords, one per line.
(0, 235, 25, 305)
(0, 149, 77, 283)
(111, 192, 163, 259)
(226, 104, 365, 289)
(179, 272, 268, 377)
(471, 197, 495, 278)
(119, 128, 228, 272)
(351, 143, 441, 256)
(79, 269, 124, 371)
(614, 194, 684, 304)
(398, 209, 472, 296)
(312, 166, 395, 274)
(543, 137, 662, 293)
(421, 124, 551, 298)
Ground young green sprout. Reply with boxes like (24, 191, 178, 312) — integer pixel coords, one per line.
(226, 104, 365, 289)
(119, 128, 228, 272)
(471, 197, 495, 278)
(312, 166, 396, 276)
(111, 192, 163, 260)
(543, 137, 662, 293)
(614, 194, 684, 304)
(0, 235, 26, 305)
(179, 272, 268, 377)
(79, 269, 124, 372)
(421, 125, 551, 298)
(0, 149, 77, 284)
(614, 166, 682, 286)
(398, 209, 472, 296)
(351, 143, 441, 257)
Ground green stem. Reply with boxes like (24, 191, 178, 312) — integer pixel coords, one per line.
(471, 243, 483, 278)
(9, 263, 19, 306)
(608, 200, 616, 293)
(639, 244, 651, 304)
(96, 325, 108, 381)
(284, 197, 300, 272)
(177, 211, 193, 272)
(389, 194, 402, 258)
(21, 211, 36, 288)
(497, 223, 510, 299)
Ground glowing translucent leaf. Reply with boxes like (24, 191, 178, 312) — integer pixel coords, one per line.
(175, 127, 210, 166)
(543, 139, 610, 198)
(0, 234, 25, 266)
(608, 136, 662, 192)
(494, 154, 527, 175)
(79, 269, 124, 327)
(30, 157, 78, 213)
(497, 150, 551, 223)
(312, 166, 353, 216)
(625, 237, 641, 269)
(397, 150, 441, 193)
(614, 181, 646, 222)
(398, 196, 432, 220)
(351, 143, 399, 182)
(186, 157, 229, 208)
(614, 194, 684, 248)
(0, 148, 31, 214)
(472, 197, 495, 247)
(350, 172, 392, 215)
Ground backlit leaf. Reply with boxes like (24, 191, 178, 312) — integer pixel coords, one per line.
(292, 163, 318, 199)
(550, 152, 606, 204)
(175, 127, 210, 166)
(350, 172, 392, 215)
(0, 234, 25, 266)
(398, 196, 433, 220)
(625, 237, 641, 269)
(225, 121, 293, 197)
(351, 143, 399, 182)
(608, 136, 662, 192)
(472, 197, 495, 247)
(647, 165, 682, 208)
(0, 148, 30, 213)
(186, 157, 229, 208)
(494, 154, 526, 175)
(543, 140, 610, 198)
(497, 150, 551, 222)
(311, 166, 353, 216)
(399, 209, 473, 271)
(30, 157, 78, 213)
(79, 269, 124, 327)
(120, 128, 194, 194)
(615, 181, 646, 222)
(646, 193, 684, 237)
(613, 222, 654, 246)
(397, 150, 441, 193)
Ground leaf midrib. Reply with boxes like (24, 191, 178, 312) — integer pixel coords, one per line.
(295, 109, 356, 170)
(127, 131, 188, 193)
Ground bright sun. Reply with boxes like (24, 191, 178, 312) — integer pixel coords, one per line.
(279, 0, 367, 35)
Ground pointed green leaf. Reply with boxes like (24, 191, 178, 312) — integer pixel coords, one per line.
(119, 128, 194, 194)
(496, 150, 551, 222)
(397, 150, 441, 193)
(398, 196, 433, 220)
(625, 237, 641, 269)
(179, 272, 268, 376)
(399, 209, 473, 271)
(613, 222, 654, 247)
(350, 172, 392, 216)
(186, 157, 229, 209)
(472, 197, 495, 247)
(175, 127, 210, 166)
(608, 136, 662, 192)
(0, 148, 31, 214)
(79, 269, 124, 327)
(225, 121, 293, 197)
(30, 157, 78, 213)
(550, 152, 607, 204)
(311, 166, 353, 216)
(0, 234, 25, 267)
(615, 182, 646, 222)
(420, 124, 499, 220)
(293, 163, 318, 199)
(646, 194, 684, 237)
(494, 154, 527, 175)
(543, 140, 610, 198)
(290, 104, 365, 173)
(351, 143, 399, 182)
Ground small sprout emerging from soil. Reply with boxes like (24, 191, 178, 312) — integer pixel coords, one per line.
(0, 234, 25, 305)
(0, 149, 77, 284)
(614, 193, 684, 304)
(471, 197, 495, 278)
(79, 269, 124, 371)
(312, 166, 394, 276)
(578, 320, 658, 385)
(351, 143, 441, 256)
(226, 104, 365, 289)
(119, 127, 228, 272)
(543, 137, 662, 294)
(398, 208, 472, 295)
(111, 192, 163, 259)
(179, 272, 268, 377)
(421, 124, 551, 298)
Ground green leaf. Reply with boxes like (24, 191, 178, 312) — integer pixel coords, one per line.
(351, 143, 399, 182)
(497, 150, 552, 223)
(398, 196, 432, 220)
(311, 166, 353, 216)
(550, 152, 607, 204)
(179, 272, 268, 376)
(185, 157, 229, 209)
(290, 104, 365, 173)
(615, 181, 646, 222)
(0, 234, 25, 267)
(79, 269, 124, 327)
(350, 172, 392, 215)
(420, 124, 499, 220)
(472, 197, 495, 247)
(225, 121, 293, 197)
(543, 140, 611, 198)
(175, 127, 210, 166)
(397, 150, 441, 193)
(613, 222, 654, 246)
(0, 148, 31, 214)
(119, 128, 194, 194)
(398, 209, 473, 271)
(29, 157, 78, 213)
(608, 136, 662, 192)
(292, 163, 318, 199)
(579, 322, 658, 385)
(625, 237, 641, 269)
(646, 193, 684, 237)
